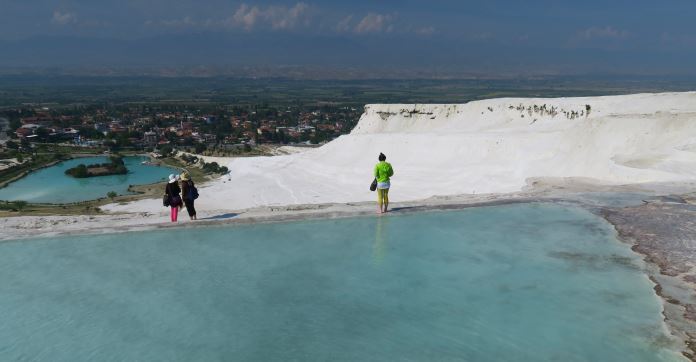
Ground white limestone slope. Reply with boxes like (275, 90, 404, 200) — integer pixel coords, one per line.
(106, 92, 696, 213)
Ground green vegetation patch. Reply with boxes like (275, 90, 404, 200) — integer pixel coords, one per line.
(65, 155, 128, 178)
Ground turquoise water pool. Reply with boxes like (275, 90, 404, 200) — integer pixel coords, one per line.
(0, 204, 684, 361)
(0, 156, 177, 203)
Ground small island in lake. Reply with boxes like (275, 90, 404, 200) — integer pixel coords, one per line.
(65, 156, 128, 178)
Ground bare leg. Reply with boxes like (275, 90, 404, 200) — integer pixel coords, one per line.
(377, 189, 384, 214)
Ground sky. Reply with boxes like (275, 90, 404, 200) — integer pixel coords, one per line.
(1, 0, 695, 75)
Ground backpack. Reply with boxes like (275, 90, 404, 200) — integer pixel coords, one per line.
(187, 181, 199, 200)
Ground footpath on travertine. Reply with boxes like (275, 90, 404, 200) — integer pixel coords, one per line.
(1, 190, 521, 241)
(101, 92, 696, 215)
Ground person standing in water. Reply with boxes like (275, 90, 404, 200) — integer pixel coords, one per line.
(180, 171, 197, 220)
(165, 174, 182, 222)
(374, 153, 394, 214)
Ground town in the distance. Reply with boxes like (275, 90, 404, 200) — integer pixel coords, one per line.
(3, 102, 360, 158)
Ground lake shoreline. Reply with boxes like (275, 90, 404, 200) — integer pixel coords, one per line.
(601, 201, 696, 361)
(0, 153, 119, 189)
(0, 158, 64, 189)
(0, 154, 176, 204)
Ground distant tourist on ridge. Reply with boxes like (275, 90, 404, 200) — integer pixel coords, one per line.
(180, 171, 199, 220)
(164, 174, 182, 222)
(374, 153, 394, 214)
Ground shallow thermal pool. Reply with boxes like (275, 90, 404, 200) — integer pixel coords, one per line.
(0, 156, 176, 203)
(0, 204, 684, 361)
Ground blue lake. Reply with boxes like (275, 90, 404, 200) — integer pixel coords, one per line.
(0, 156, 177, 203)
(0, 204, 684, 361)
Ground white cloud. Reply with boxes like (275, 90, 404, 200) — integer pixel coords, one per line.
(354, 12, 394, 34)
(335, 15, 353, 33)
(415, 26, 435, 36)
(141, 4, 409, 36)
(51, 10, 77, 25)
(580, 26, 629, 40)
(230, 4, 260, 30)
(226, 2, 310, 31)
(273, 2, 309, 30)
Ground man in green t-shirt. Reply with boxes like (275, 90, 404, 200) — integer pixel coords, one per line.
(374, 153, 394, 214)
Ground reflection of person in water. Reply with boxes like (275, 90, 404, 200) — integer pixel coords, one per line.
(372, 217, 387, 265)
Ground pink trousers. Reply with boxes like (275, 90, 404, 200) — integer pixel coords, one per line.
(170, 206, 178, 222)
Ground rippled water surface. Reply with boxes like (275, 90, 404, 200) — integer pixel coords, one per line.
(0, 204, 684, 361)
(0, 156, 176, 203)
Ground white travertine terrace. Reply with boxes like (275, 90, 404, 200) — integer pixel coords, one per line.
(105, 92, 696, 213)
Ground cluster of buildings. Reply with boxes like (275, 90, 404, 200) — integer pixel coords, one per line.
(9, 105, 361, 150)
(14, 113, 80, 142)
